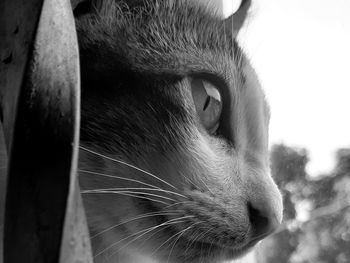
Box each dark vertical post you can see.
[0,0,92,262]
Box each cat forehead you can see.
[241,58,270,121]
[76,0,242,75]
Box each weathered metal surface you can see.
[0,0,44,152]
[0,0,45,262]
[0,0,92,262]
[0,127,7,263]
[60,184,93,263]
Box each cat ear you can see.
[224,0,251,37]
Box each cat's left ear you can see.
[224,0,251,37]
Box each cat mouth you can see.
[137,193,259,262]
[149,213,256,263]
[154,228,259,263]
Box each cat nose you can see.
[247,201,281,241]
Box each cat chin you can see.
[149,234,258,263]
[154,246,255,263]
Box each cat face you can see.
[76,0,283,262]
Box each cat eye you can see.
[190,78,222,134]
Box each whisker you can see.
[95,216,194,258]
[199,227,213,252]
[162,200,192,210]
[79,146,179,190]
[185,228,207,254]
[178,170,197,187]
[166,222,203,263]
[197,176,215,196]
[81,190,177,202]
[138,224,172,248]
[82,187,187,199]
[184,229,199,254]
[151,221,202,257]
[78,169,163,190]
[91,211,178,239]
[114,218,192,256]
[206,228,215,260]
[200,236,204,263]
[150,229,183,256]
[81,191,170,205]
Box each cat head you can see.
[75,0,283,262]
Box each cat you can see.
[74,0,283,262]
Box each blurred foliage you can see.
[256,145,350,263]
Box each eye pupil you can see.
[203,96,211,111]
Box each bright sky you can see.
[223,0,350,176]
